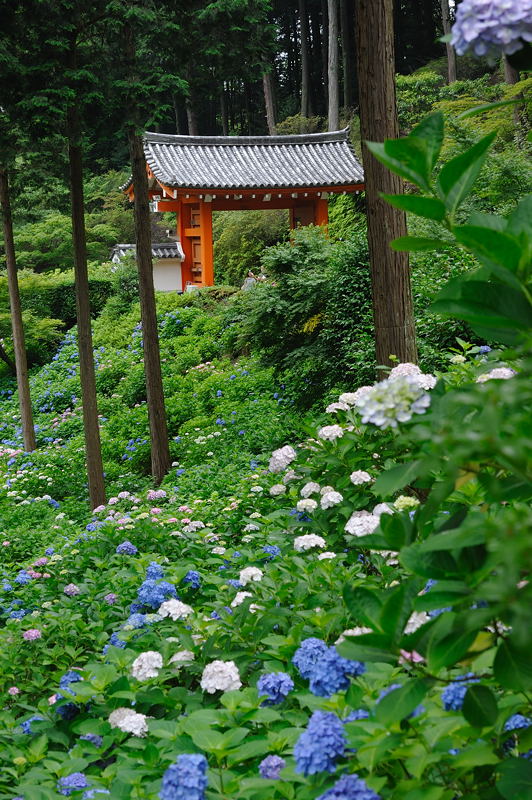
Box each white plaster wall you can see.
[153,259,183,292]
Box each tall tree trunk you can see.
[186,101,199,135]
[299,0,313,118]
[262,70,277,134]
[355,0,417,367]
[0,167,36,452]
[328,0,340,130]
[128,130,171,484]
[340,0,355,108]
[321,0,329,108]
[440,0,457,83]
[503,55,519,85]
[67,106,106,507]
[220,86,229,135]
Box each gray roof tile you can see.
[110,242,185,261]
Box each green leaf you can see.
[381,194,446,221]
[409,111,444,171]
[458,98,523,119]
[453,742,499,767]
[188,727,226,752]
[366,139,430,190]
[461,684,498,728]
[390,236,451,252]
[437,132,496,213]
[373,460,422,496]
[452,225,522,273]
[342,584,382,630]
[225,738,270,766]
[337,636,397,664]
[418,526,486,552]
[427,628,477,672]
[375,679,429,725]
[494,639,532,691]
[497,758,532,800]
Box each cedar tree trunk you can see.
[355,0,417,366]
[128,130,170,484]
[328,0,340,130]
[262,70,277,134]
[67,107,106,508]
[299,0,313,118]
[440,0,457,83]
[0,166,36,451]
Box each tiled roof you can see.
[128,129,364,191]
[110,242,185,261]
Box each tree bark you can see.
[321,0,329,108]
[220,85,229,135]
[67,107,106,507]
[262,70,277,134]
[128,130,170,485]
[299,0,313,118]
[355,0,417,367]
[503,54,519,85]
[340,0,355,108]
[186,101,199,135]
[0,167,35,451]
[327,0,340,130]
[440,0,457,83]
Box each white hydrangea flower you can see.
[350,470,373,485]
[250,486,263,493]
[339,387,372,405]
[231,591,253,607]
[283,469,301,484]
[344,513,380,537]
[335,626,372,643]
[211,546,226,555]
[320,485,335,495]
[301,481,321,498]
[249,512,262,518]
[243,523,260,532]
[394,495,420,511]
[354,374,431,429]
[169,650,195,665]
[131,651,163,681]
[318,425,344,442]
[317,551,336,560]
[200,660,242,693]
[269,445,297,473]
[183,520,205,533]
[450,354,466,364]
[109,707,148,736]
[373,503,394,516]
[320,490,343,509]
[158,599,194,621]
[476,367,516,382]
[294,534,326,551]
[239,567,263,585]
[404,611,430,634]
[389,363,436,389]
[296,498,318,513]
[325,401,350,413]
[269,484,287,496]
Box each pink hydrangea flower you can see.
[23,629,42,640]
[150,507,162,514]
[8,686,20,695]
[2,541,11,546]
[399,649,425,664]
[34,557,49,566]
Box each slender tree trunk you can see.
[503,55,519,85]
[0,167,35,451]
[220,86,229,135]
[340,0,355,108]
[186,101,199,135]
[67,107,106,507]
[321,0,329,108]
[440,0,457,83]
[128,130,170,484]
[299,0,313,118]
[355,0,417,367]
[262,70,277,134]
[328,0,340,130]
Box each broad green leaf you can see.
[381,194,446,221]
[375,679,429,725]
[418,526,486,552]
[461,684,498,728]
[452,225,522,273]
[497,758,532,800]
[453,742,499,767]
[506,194,532,238]
[494,639,532,691]
[188,727,226,752]
[366,139,429,190]
[225,738,270,766]
[390,235,451,252]
[337,637,396,664]
[400,544,459,579]
[342,584,382,630]
[409,111,444,171]
[373,460,422,496]
[458,98,523,118]
[437,132,496,213]
[427,628,477,672]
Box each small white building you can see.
[110,242,185,292]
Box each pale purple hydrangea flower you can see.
[259,754,286,779]
[451,0,532,62]
[64,583,80,596]
[354,374,431,429]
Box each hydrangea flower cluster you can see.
[159,753,208,800]
[294,710,346,775]
[320,490,343,509]
[57,772,90,796]
[442,674,479,711]
[504,714,532,732]
[158,598,193,621]
[318,425,344,442]
[354,374,431,429]
[259,754,286,779]
[257,672,294,705]
[116,540,138,555]
[293,637,365,697]
[131,651,163,681]
[238,567,263,585]
[451,0,532,62]
[316,773,381,800]
[146,562,164,580]
[269,445,297,473]
[200,660,242,693]
[136,579,177,609]
[344,512,380,537]
[294,534,326,551]
[108,707,148,736]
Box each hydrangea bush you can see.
[0,114,530,799]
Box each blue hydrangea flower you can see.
[504,714,532,732]
[116,541,138,555]
[103,632,126,653]
[45,547,55,556]
[316,773,381,800]
[442,674,479,711]
[20,715,43,734]
[479,345,492,354]
[146,562,164,580]
[80,733,103,747]
[226,579,243,589]
[9,609,27,619]
[56,702,79,720]
[125,613,147,629]
[57,773,90,796]
[183,570,201,589]
[137,579,177,609]
[59,671,82,696]
[292,638,329,679]
[159,753,208,800]
[451,0,532,62]
[345,709,370,722]
[83,791,110,799]
[263,545,281,560]
[294,710,346,775]
[259,754,286,779]
[309,649,366,698]
[257,672,294,705]
[14,570,31,585]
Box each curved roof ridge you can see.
[143,128,351,147]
